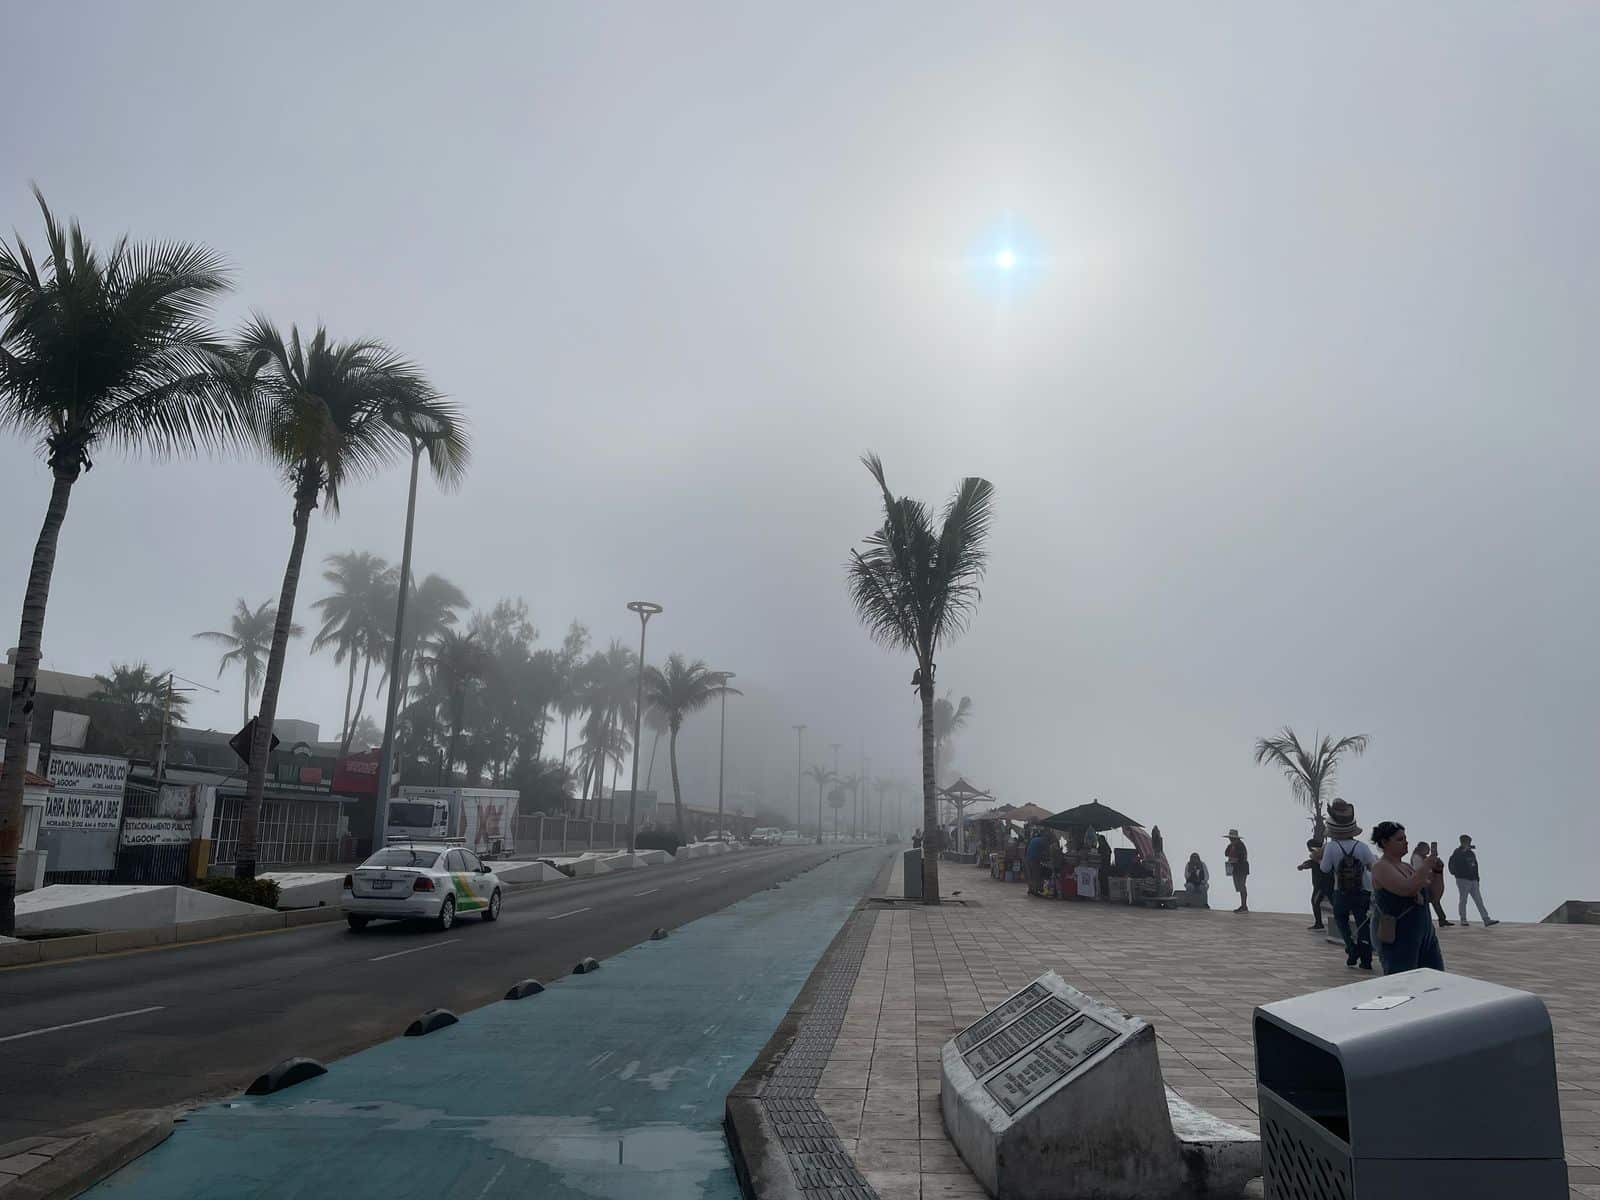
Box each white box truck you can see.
[392,786,518,857]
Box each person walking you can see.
[1371,821,1445,975]
[1224,829,1249,913]
[1298,837,1332,930]
[1024,827,1047,896]
[1409,841,1453,926]
[1319,799,1375,970]
[1184,852,1210,908]
[1447,834,1499,927]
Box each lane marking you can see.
[0,1005,165,1044]
[547,907,592,921]
[633,888,659,897]
[686,875,702,882]
[368,938,460,963]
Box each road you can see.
[0,844,854,1143]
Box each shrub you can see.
[634,830,683,853]
[196,875,281,910]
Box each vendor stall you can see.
[1041,799,1174,907]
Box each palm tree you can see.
[1254,728,1371,840]
[828,782,848,840]
[873,776,892,839]
[835,774,858,840]
[930,692,973,783]
[575,640,638,814]
[553,621,590,780]
[804,765,834,844]
[0,191,243,928]
[845,453,995,904]
[419,629,489,784]
[641,654,737,840]
[347,715,382,752]
[226,316,466,878]
[395,573,469,696]
[195,598,302,725]
[643,701,671,791]
[91,663,190,759]
[311,550,397,751]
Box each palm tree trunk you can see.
[668,725,685,840]
[348,656,374,750]
[646,730,661,790]
[817,780,826,844]
[339,654,357,753]
[919,674,940,903]
[237,485,315,880]
[0,467,79,933]
[443,695,465,786]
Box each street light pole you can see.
[792,724,805,837]
[625,600,663,852]
[154,671,218,785]
[714,671,736,839]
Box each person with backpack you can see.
[1447,834,1499,927]
[1318,798,1376,970]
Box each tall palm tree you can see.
[1254,728,1371,840]
[227,316,466,878]
[311,550,397,752]
[195,598,301,725]
[643,700,670,791]
[836,774,859,840]
[804,765,834,845]
[395,573,469,696]
[930,692,973,783]
[846,453,994,904]
[575,639,637,814]
[0,192,244,930]
[418,628,489,785]
[873,776,892,839]
[553,621,590,779]
[641,654,737,840]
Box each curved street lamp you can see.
[625,601,663,851]
[714,671,736,841]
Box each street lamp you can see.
[154,672,218,783]
[792,724,805,838]
[625,600,663,851]
[714,671,736,840]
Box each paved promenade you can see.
[820,857,1600,1200]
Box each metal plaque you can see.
[961,996,1077,1077]
[955,983,1051,1052]
[984,1016,1119,1115]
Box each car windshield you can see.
[362,848,441,869]
[388,802,440,827]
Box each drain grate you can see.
[760,909,879,1200]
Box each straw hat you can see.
[1224,828,1240,839]
[1325,798,1361,839]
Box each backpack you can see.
[1335,843,1365,894]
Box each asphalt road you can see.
[0,844,857,1143]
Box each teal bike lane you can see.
[89,847,890,1200]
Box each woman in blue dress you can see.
[1370,821,1445,975]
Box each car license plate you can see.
[371,879,393,890]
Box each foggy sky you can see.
[3,2,1596,920]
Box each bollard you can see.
[649,928,668,940]
[246,1057,327,1096]
[505,979,545,999]
[573,956,601,974]
[404,1008,460,1037]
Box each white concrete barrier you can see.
[633,849,671,866]
[261,872,345,910]
[601,853,650,871]
[568,857,612,878]
[494,861,570,885]
[15,884,273,932]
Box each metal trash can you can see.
[1253,968,1566,1198]
[903,849,923,899]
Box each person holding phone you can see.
[1371,821,1445,975]
[1409,841,1453,926]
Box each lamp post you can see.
[624,600,663,852]
[714,671,736,840]
[792,724,805,838]
[154,672,218,784]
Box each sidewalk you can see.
[814,856,1600,1200]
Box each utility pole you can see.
[792,725,806,837]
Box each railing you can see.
[511,815,633,857]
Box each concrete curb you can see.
[0,1108,175,1200]
[0,906,346,969]
[724,851,894,1200]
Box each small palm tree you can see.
[804,765,834,844]
[846,453,994,903]
[92,663,190,759]
[1254,727,1371,839]
[194,599,301,725]
[226,316,466,878]
[311,550,398,751]
[641,654,738,841]
[930,692,973,783]
[0,191,243,929]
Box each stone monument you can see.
[941,971,1259,1199]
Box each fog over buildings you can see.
[3,2,1595,918]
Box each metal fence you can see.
[512,815,632,856]
[209,794,344,867]
[112,782,189,884]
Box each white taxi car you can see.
[342,843,503,932]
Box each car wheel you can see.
[483,889,502,922]
[437,894,456,932]
[347,915,369,932]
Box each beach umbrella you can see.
[1043,799,1142,832]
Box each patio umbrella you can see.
[1003,803,1055,824]
[1043,799,1142,832]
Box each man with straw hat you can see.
[1319,798,1377,970]
[1223,829,1249,913]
